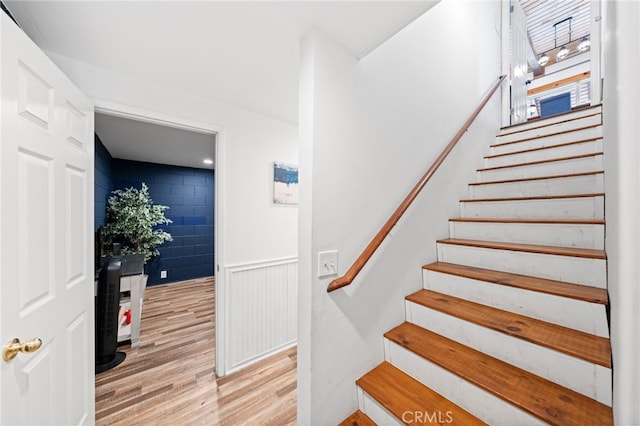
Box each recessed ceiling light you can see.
[203,159,213,165]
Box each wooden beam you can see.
[528,71,591,95]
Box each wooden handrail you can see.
[327,75,506,292]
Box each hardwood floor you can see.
[95,277,297,425]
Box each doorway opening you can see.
[92,106,220,412]
[503,0,600,127]
[94,111,216,287]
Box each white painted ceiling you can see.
[5,0,438,168]
[5,1,438,125]
[95,113,216,170]
[523,0,590,57]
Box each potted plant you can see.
[102,183,172,275]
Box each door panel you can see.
[66,311,90,425]
[20,345,55,425]
[17,61,54,130]
[1,11,95,425]
[66,166,88,287]
[17,150,55,315]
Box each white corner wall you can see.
[602,1,640,424]
[46,52,299,376]
[298,1,502,423]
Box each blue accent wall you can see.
[94,135,113,231]
[111,159,214,286]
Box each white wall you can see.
[602,1,640,424]
[298,1,502,423]
[47,51,298,265]
[46,52,299,375]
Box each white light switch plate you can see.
[317,251,339,278]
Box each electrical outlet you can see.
[317,251,338,278]
[160,270,167,279]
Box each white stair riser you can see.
[449,220,605,250]
[498,108,601,137]
[461,196,604,220]
[357,388,403,425]
[423,269,609,337]
[477,154,603,182]
[384,340,545,426]
[496,114,601,145]
[405,301,612,405]
[485,139,603,168]
[469,173,604,199]
[436,243,606,287]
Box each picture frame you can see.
[273,162,298,205]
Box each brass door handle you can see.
[3,338,43,362]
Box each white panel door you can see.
[510,0,528,124]
[0,12,95,425]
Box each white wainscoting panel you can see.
[224,257,297,373]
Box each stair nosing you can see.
[469,170,604,187]
[449,217,605,225]
[460,192,605,203]
[485,137,603,160]
[423,261,608,304]
[338,410,376,426]
[405,289,611,367]
[385,322,612,426]
[356,361,487,425]
[498,105,602,135]
[493,123,601,148]
[436,238,606,260]
[477,152,603,172]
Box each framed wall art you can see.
[273,162,298,205]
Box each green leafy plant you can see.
[102,183,173,263]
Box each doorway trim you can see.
[590,0,602,106]
[93,99,227,376]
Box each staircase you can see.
[340,105,613,425]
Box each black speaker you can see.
[95,257,126,373]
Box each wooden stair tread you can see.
[469,170,604,186]
[486,137,603,159]
[406,289,611,367]
[460,192,604,203]
[338,410,376,426]
[449,217,605,225]
[499,105,601,134]
[423,262,608,304]
[477,152,603,172]
[356,361,487,425]
[492,124,601,148]
[437,238,606,260]
[385,323,613,426]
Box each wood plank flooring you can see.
[95,277,297,425]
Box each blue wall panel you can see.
[93,137,214,286]
[111,159,214,286]
[540,92,572,118]
[94,135,113,231]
